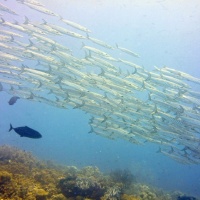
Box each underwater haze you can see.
[1,0,200,198]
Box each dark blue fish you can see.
[8,96,20,105]
[9,124,42,139]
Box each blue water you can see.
[1,0,200,197]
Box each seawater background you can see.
[0,0,200,197]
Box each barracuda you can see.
[60,16,91,33]
[0,0,200,164]
[0,3,18,15]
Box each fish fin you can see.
[98,68,105,76]
[151,104,158,114]
[84,50,89,59]
[81,42,85,49]
[47,89,53,94]
[9,124,13,132]
[27,39,34,47]
[88,127,94,133]
[13,20,18,25]
[168,147,174,154]
[0,17,5,24]
[0,83,3,91]
[55,96,59,102]
[141,81,145,90]
[35,60,41,66]
[133,67,137,74]
[27,92,34,99]
[154,66,161,72]
[24,16,29,24]
[10,86,14,91]
[145,72,151,81]
[10,35,14,42]
[148,92,151,101]
[101,115,107,123]
[151,126,157,133]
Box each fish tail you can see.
[27,39,34,47]
[9,124,13,132]
[24,16,29,24]
[0,17,5,24]
[0,83,3,91]
[59,15,63,21]
[156,147,161,153]
[41,19,47,25]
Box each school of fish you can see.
[0,0,200,164]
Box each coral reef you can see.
[0,145,198,200]
[59,174,106,199]
[126,184,173,200]
[177,195,197,200]
[101,185,121,200]
[121,194,140,200]
[0,145,65,199]
[109,169,136,189]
